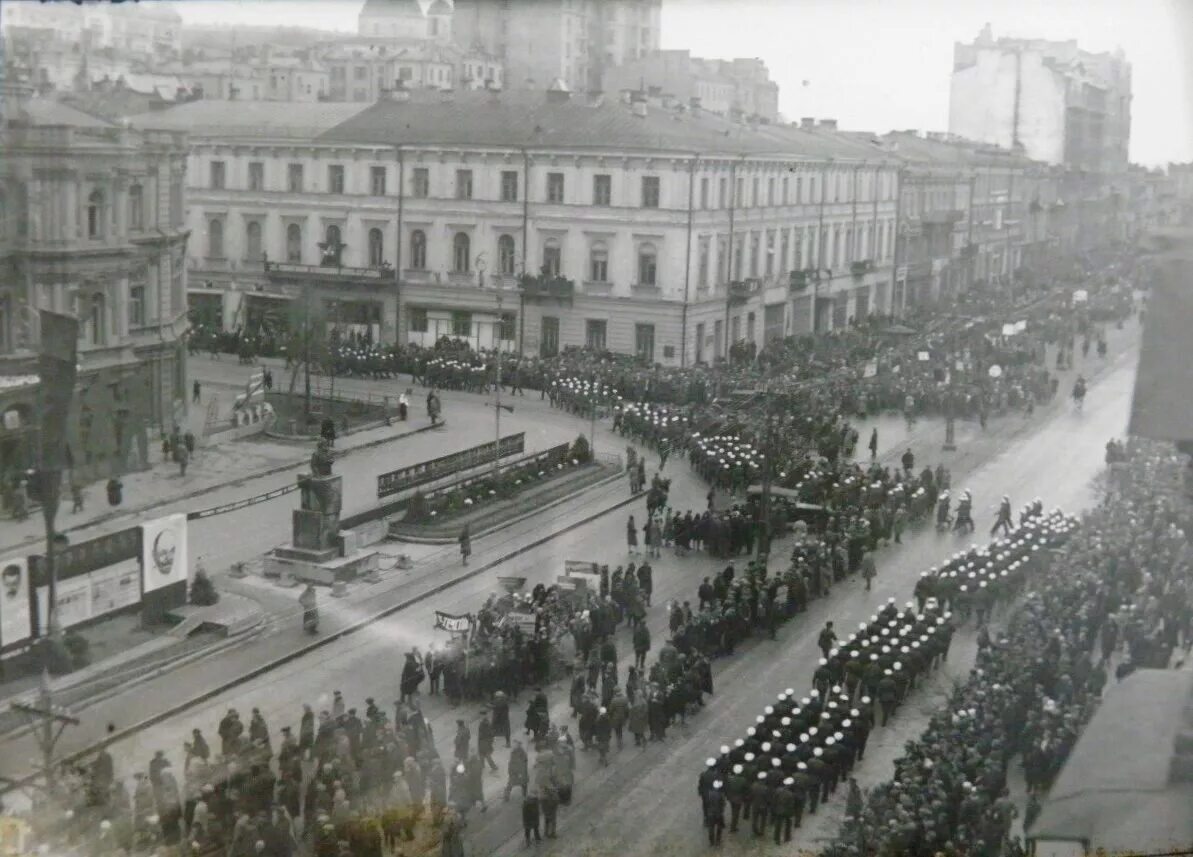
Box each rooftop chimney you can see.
[800,117,815,129]
[819,118,838,130]
[546,77,571,103]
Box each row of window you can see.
[207,220,661,285]
[408,309,517,340]
[407,311,660,362]
[694,220,896,287]
[208,215,894,284]
[208,159,896,210]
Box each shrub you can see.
[570,434,592,464]
[190,569,220,606]
[405,491,430,523]
[40,637,74,675]
[63,629,91,670]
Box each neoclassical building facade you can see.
[142,90,904,366]
[0,83,190,486]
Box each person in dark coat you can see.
[504,740,529,801]
[477,711,498,772]
[627,515,639,554]
[400,651,424,704]
[521,793,541,845]
[703,782,726,845]
[459,524,472,566]
[491,691,511,748]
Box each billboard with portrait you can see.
[0,556,32,649]
[141,514,189,594]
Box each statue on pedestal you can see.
[311,438,334,476]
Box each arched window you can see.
[589,241,608,282]
[368,228,384,267]
[286,223,302,262]
[127,184,143,231]
[410,229,427,269]
[88,292,106,345]
[87,190,104,239]
[245,220,263,261]
[322,224,343,266]
[637,242,657,286]
[497,234,516,275]
[326,224,341,247]
[452,232,470,273]
[542,237,561,277]
[208,218,224,258]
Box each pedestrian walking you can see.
[704,783,726,845]
[868,428,878,460]
[817,621,837,659]
[522,792,541,845]
[478,710,498,772]
[504,740,528,801]
[71,481,84,513]
[459,524,472,566]
[626,514,639,555]
[192,379,201,403]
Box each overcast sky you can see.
[174,0,1193,167]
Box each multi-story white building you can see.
[453,0,661,93]
[134,89,902,366]
[949,24,1131,173]
[949,24,1132,250]
[0,81,191,487]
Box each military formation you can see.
[697,505,1076,847]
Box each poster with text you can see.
[141,514,189,594]
[0,556,31,648]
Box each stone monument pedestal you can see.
[263,454,379,585]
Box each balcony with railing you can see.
[264,259,392,284]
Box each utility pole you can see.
[13,673,80,798]
[589,373,598,458]
[303,282,312,424]
[493,293,503,477]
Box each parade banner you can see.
[0,556,32,650]
[507,612,538,634]
[435,611,472,633]
[141,514,189,594]
[377,433,525,498]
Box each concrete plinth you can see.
[262,548,380,586]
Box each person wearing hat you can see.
[478,710,498,772]
[877,669,899,726]
[817,621,837,659]
[724,762,749,833]
[749,771,774,837]
[703,778,727,845]
[992,495,1014,536]
[771,777,798,844]
[806,750,831,812]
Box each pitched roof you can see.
[21,97,116,129]
[1028,669,1193,852]
[360,0,426,17]
[127,100,371,141]
[318,89,888,160]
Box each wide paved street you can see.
[0,327,1138,853]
